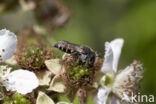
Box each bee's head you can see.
[54,40,68,48]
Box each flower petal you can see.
[112,60,144,103]
[108,96,121,104]
[101,38,124,75]
[0,29,17,62]
[3,69,39,94]
[94,86,111,104]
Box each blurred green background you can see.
[0,0,156,103]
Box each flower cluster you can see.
[0,29,39,96]
[95,39,144,104]
[0,29,144,104]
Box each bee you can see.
[54,40,97,67]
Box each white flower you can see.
[0,29,17,62]
[2,69,39,95]
[0,29,39,94]
[95,38,144,104]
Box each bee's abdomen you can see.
[54,40,79,54]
